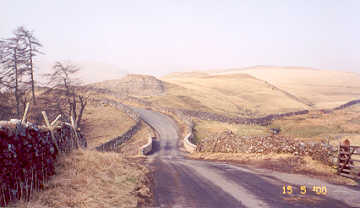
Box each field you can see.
[270,103,360,146]
[193,118,270,143]
[82,104,136,149]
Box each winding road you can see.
[132,108,360,208]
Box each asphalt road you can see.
[132,108,360,208]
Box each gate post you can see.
[338,139,351,174]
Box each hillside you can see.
[211,66,360,109]
[158,73,310,117]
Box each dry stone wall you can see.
[333,99,360,110]
[140,136,154,155]
[197,130,338,166]
[0,119,86,207]
[184,133,197,153]
[95,121,141,152]
[177,109,310,126]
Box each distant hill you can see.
[89,74,165,97]
[162,72,209,79]
[210,66,360,109]
[210,65,319,73]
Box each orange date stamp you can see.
[282,185,327,195]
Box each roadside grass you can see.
[10,88,151,208]
[82,103,136,149]
[16,150,152,208]
[189,152,358,186]
[115,121,154,156]
[193,118,270,143]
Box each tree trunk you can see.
[29,45,36,105]
[76,95,87,128]
[14,48,20,116]
[72,92,77,120]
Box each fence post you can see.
[51,114,61,126]
[337,141,340,174]
[42,111,60,153]
[70,116,81,149]
[21,102,30,124]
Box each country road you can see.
[132,108,360,208]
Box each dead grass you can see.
[15,150,152,208]
[193,118,270,143]
[115,121,154,156]
[81,104,136,149]
[189,152,358,186]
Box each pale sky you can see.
[1,0,360,82]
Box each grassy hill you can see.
[211,66,360,109]
[155,73,309,117]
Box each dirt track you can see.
[133,108,360,208]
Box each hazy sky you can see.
[1,0,360,80]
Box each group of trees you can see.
[0,26,87,127]
[0,26,41,116]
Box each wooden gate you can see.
[337,139,360,179]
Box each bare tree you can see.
[0,33,28,116]
[15,26,43,105]
[44,61,88,128]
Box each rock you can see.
[91,74,165,97]
[9,119,21,124]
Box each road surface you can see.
[132,108,360,208]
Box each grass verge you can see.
[16,150,152,208]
